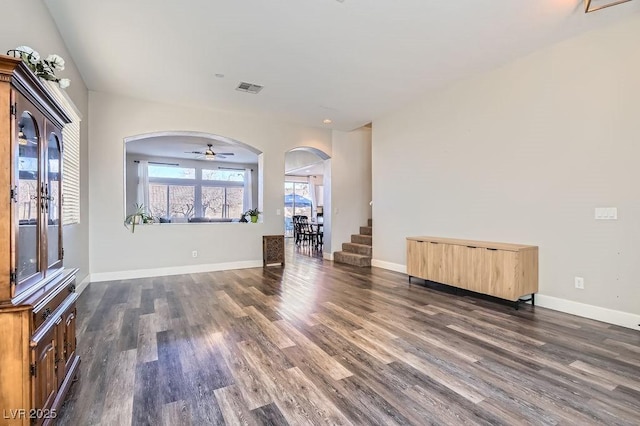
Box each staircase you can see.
[334,219,372,267]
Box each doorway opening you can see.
[284,147,330,258]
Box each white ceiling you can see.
[285,161,325,177]
[126,134,259,164]
[44,0,640,131]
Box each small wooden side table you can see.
[263,235,285,267]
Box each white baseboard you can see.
[371,259,406,274]
[76,274,92,295]
[535,294,640,331]
[371,261,639,331]
[89,260,264,283]
[323,252,334,261]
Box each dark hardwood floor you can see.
[58,250,640,425]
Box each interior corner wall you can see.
[330,127,372,254]
[88,91,331,276]
[0,1,90,284]
[322,159,332,257]
[372,13,640,317]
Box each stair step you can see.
[334,251,371,267]
[368,218,372,227]
[351,234,372,245]
[359,226,372,236]
[342,242,372,256]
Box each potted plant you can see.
[244,207,261,223]
[125,203,154,233]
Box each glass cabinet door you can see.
[46,129,63,270]
[12,94,66,298]
[16,109,42,285]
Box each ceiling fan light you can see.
[204,152,215,160]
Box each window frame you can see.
[147,166,245,219]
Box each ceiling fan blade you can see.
[217,152,234,156]
[184,150,204,154]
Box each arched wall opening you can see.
[123,131,263,224]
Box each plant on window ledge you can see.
[125,203,154,233]
[244,208,261,223]
[7,46,71,88]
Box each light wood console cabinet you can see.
[406,236,538,307]
[0,55,79,425]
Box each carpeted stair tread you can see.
[334,251,372,267]
[342,242,372,256]
[351,234,372,245]
[359,226,372,236]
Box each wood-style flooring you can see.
[58,251,640,425]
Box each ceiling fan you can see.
[184,143,234,160]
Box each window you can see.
[202,169,244,182]
[145,165,245,220]
[202,186,244,218]
[45,81,81,225]
[284,181,312,237]
[148,165,195,179]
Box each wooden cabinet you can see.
[0,55,79,425]
[263,235,285,266]
[407,236,538,305]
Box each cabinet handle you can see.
[487,248,498,251]
[430,242,439,244]
[69,284,76,293]
[41,308,52,321]
[40,185,46,212]
[467,246,477,249]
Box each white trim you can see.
[89,260,263,282]
[323,252,334,261]
[76,274,91,295]
[371,261,639,331]
[535,294,640,331]
[371,259,406,274]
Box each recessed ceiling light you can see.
[323,119,332,124]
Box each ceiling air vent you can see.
[236,82,264,94]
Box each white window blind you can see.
[45,82,81,225]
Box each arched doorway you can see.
[284,147,331,258]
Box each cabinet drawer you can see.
[33,280,76,329]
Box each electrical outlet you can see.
[192,250,198,258]
[575,276,584,289]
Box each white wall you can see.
[372,13,640,319]
[322,159,332,257]
[330,127,372,254]
[0,1,90,284]
[89,91,331,276]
